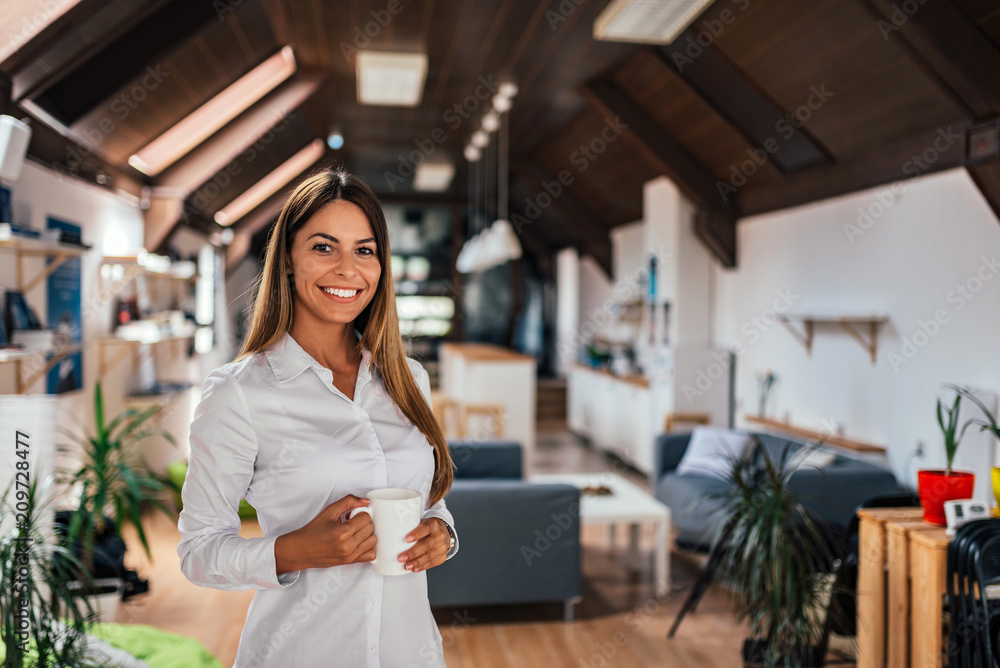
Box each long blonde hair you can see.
[236,169,453,506]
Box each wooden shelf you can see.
[0,235,91,294]
[776,313,889,365]
[744,415,886,454]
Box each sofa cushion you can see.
[448,440,523,479]
[675,427,753,480]
[656,472,731,548]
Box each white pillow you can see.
[788,446,837,470]
[675,427,753,480]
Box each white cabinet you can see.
[568,365,664,475]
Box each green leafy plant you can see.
[57,382,177,578]
[713,438,840,667]
[0,476,93,667]
[936,391,967,476]
[946,383,1000,441]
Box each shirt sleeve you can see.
[408,357,459,560]
[177,367,300,590]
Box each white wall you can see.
[712,168,1000,491]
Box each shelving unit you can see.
[776,313,889,365]
[744,415,887,455]
[0,235,92,393]
[97,334,194,376]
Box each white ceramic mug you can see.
[348,488,422,576]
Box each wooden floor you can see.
[117,427,852,667]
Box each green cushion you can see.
[0,623,222,668]
[166,460,256,520]
[91,623,223,667]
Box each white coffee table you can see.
[531,472,671,597]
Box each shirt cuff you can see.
[424,512,459,560]
[268,535,301,587]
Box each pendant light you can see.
[457,82,520,273]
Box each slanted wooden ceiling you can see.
[2,0,999,277]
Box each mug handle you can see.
[348,507,375,565]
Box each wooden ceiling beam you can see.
[512,161,613,278]
[739,122,973,217]
[582,80,732,213]
[860,0,1000,119]
[581,79,738,267]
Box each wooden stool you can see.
[664,411,711,432]
[462,403,505,439]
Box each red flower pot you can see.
[917,470,976,525]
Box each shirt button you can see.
[372,646,379,653]
[360,413,369,422]
[375,453,383,461]
[371,597,377,604]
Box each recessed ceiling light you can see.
[464,145,480,162]
[356,51,428,107]
[214,138,324,226]
[129,46,297,176]
[327,131,344,150]
[413,163,455,192]
[594,0,717,45]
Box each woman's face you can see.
[288,199,382,330]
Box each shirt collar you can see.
[264,330,373,384]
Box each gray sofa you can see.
[653,431,905,550]
[426,440,582,620]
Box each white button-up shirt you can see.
[177,331,457,668]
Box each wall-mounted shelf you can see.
[97,334,193,375]
[0,236,89,295]
[744,415,887,455]
[0,343,83,393]
[776,313,888,365]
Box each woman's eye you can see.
[357,246,375,256]
[312,243,332,252]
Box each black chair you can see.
[946,519,1000,668]
[825,492,920,638]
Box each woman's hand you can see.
[398,518,451,573]
[275,495,376,574]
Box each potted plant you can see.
[1,476,92,667]
[713,437,841,667]
[56,381,177,620]
[916,389,976,525]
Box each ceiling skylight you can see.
[356,51,428,107]
[129,46,297,176]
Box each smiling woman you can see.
[176,168,457,668]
